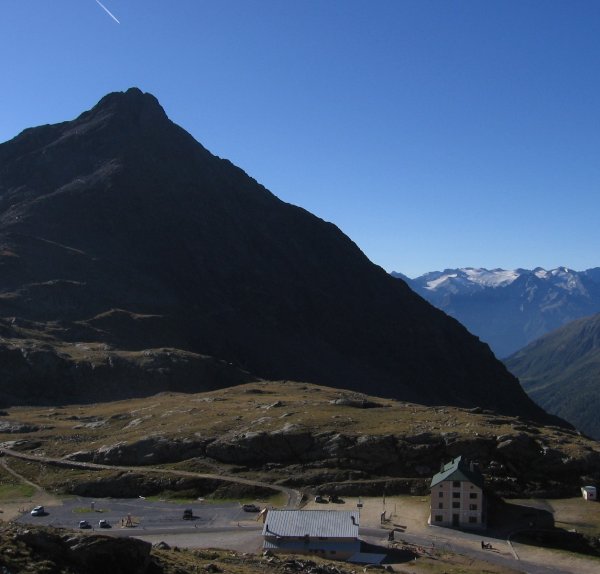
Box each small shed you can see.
[581,486,597,501]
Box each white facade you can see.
[429,456,485,529]
[430,479,484,528]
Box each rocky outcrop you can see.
[67,436,212,466]
[72,425,600,491]
[0,338,254,407]
[11,527,154,574]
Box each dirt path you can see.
[0,457,62,521]
[0,448,302,509]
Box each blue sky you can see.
[2,1,600,277]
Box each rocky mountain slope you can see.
[394,267,600,358]
[0,88,552,421]
[505,313,600,439]
[1,382,598,498]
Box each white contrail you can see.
[95,0,120,24]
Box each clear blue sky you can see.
[2,1,600,277]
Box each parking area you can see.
[16,496,264,533]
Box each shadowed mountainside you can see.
[505,313,600,438]
[0,88,556,422]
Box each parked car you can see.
[30,506,45,516]
[314,495,327,503]
[182,508,193,520]
[242,504,260,512]
[98,519,110,528]
[78,520,91,529]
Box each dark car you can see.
[242,504,260,512]
[182,509,193,520]
[98,519,111,528]
[78,520,91,529]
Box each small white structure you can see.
[262,510,360,560]
[581,485,597,501]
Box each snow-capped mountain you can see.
[393,267,600,358]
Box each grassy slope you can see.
[505,313,600,438]
[0,380,589,459]
[0,380,597,497]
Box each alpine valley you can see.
[505,312,600,439]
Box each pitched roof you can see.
[430,455,484,488]
[262,510,360,539]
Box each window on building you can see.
[438,503,443,509]
[469,504,478,511]
[453,492,460,498]
[470,492,478,499]
[452,502,460,509]
[439,491,444,497]
[435,515,443,522]
[468,516,477,523]
[453,481,460,488]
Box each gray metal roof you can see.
[263,510,360,539]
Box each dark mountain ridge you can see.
[0,88,554,422]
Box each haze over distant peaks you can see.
[393,267,600,358]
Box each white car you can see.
[30,505,45,516]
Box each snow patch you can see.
[425,273,458,290]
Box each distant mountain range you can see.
[393,267,600,358]
[505,313,600,439]
[0,88,551,422]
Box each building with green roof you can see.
[429,456,486,529]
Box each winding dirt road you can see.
[0,447,302,509]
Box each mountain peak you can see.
[94,87,163,112]
[75,87,169,132]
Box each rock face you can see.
[0,88,552,421]
[10,527,154,574]
[68,425,600,494]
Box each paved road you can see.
[361,525,597,574]
[17,496,262,532]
